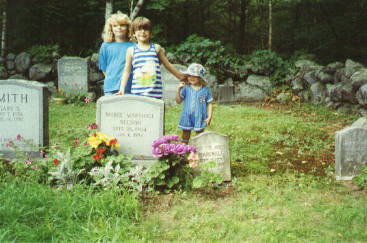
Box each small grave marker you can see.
[57,57,88,94]
[335,117,367,180]
[191,131,231,181]
[96,95,164,165]
[0,79,49,157]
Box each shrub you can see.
[27,44,60,64]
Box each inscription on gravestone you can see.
[0,79,48,157]
[57,57,88,94]
[191,131,231,181]
[96,95,164,165]
[335,117,367,180]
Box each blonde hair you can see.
[130,17,152,41]
[102,11,131,42]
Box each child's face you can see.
[134,28,151,43]
[112,23,128,39]
[188,75,202,86]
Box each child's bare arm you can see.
[156,44,186,82]
[116,48,133,95]
[203,103,213,126]
[176,82,185,104]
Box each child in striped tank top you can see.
[117,17,186,99]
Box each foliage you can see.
[27,44,60,64]
[148,134,197,191]
[66,91,91,105]
[192,161,223,189]
[249,49,293,85]
[52,88,67,98]
[353,165,367,188]
[174,34,227,68]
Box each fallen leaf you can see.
[302,161,307,164]
[270,168,276,173]
[276,151,283,155]
[338,233,343,238]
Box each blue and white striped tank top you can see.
[131,43,162,99]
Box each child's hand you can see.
[204,117,212,126]
[115,90,124,95]
[179,74,188,83]
[178,82,186,89]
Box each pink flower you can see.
[84,97,90,103]
[64,81,68,85]
[51,143,58,149]
[83,141,88,146]
[74,137,80,147]
[33,165,38,170]
[26,157,32,165]
[17,134,22,140]
[86,123,98,130]
[188,152,199,162]
[44,154,48,159]
[79,85,83,90]
[6,141,13,147]
[189,162,198,169]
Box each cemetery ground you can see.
[1,101,367,242]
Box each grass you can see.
[1,101,366,242]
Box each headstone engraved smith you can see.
[191,131,231,181]
[96,95,164,165]
[335,117,367,180]
[0,79,49,157]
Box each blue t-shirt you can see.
[98,41,135,93]
[178,85,213,131]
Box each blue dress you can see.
[178,85,213,131]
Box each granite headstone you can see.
[57,57,88,94]
[0,79,49,157]
[161,64,187,105]
[96,95,164,165]
[191,131,231,181]
[335,117,367,180]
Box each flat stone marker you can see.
[161,64,187,105]
[96,95,164,165]
[191,131,231,181]
[0,79,49,157]
[57,57,88,94]
[335,117,367,180]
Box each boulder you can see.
[6,60,14,70]
[303,70,318,88]
[246,74,272,94]
[234,82,268,102]
[324,61,344,74]
[15,52,32,74]
[310,82,327,105]
[6,53,16,60]
[343,59,363,78]
[0,66,8,79]
[356,83,367,108]
[350,69,367,91]
[29,63,52,81]
[291,77,304,94]
[295,59,321,71]
[89,69,104,83]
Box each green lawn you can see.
[1,101,366,242]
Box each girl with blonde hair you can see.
[99,11,135,95]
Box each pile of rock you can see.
[288,59,367,115]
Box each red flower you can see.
[109,138,117,145]
[97,147,106,155]
[17,134,22,140]
[93,153,103,161]
[54,159,60,166]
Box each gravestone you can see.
[191,131,231,181]
[335,117,367,180]
[57,57,88,94]
[0,79,49,157]
[96,95,164,165]
[217,85,235,104]
[161,64,187,105]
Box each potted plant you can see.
[52,89,68,104]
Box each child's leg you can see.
[195,129,204,136]
[182,130,191,144]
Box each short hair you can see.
[102,11,131,42]
[131,17,153,36]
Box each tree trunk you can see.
[1,0,6,57]
[238,0,249,53]
[268,0,272,51]
[105,0,113,21]
[130,0,145,21]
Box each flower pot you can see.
[53,97,67,104]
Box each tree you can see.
[105,0,113,21]
[1,0,7,57]
[129,0,145,20]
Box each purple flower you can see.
[187,145,196,153]
[152,138,165,148]
[152,147,163,158]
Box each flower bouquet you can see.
[88,132,120,163]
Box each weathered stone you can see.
[15,52,32,74]
[6,61,14,70]
[310,82,327,105]
[295,59,321,71]
[350,69,367,91]
[235,83,268,102]
[291,77,304,94]
[246,74,272,95]
[6,53,16,60]
[324,61,344,74]
[335,117,367,180]
[191,131,231,181]
[356,83,367,108]
[303,71,318,88]
[58,57,88,94]
[89,69,104,83]
[217,85,235,104]
[9,74,27,80]
[29,63,52,82]
[161,64,187,105]
[0,66,8,79]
